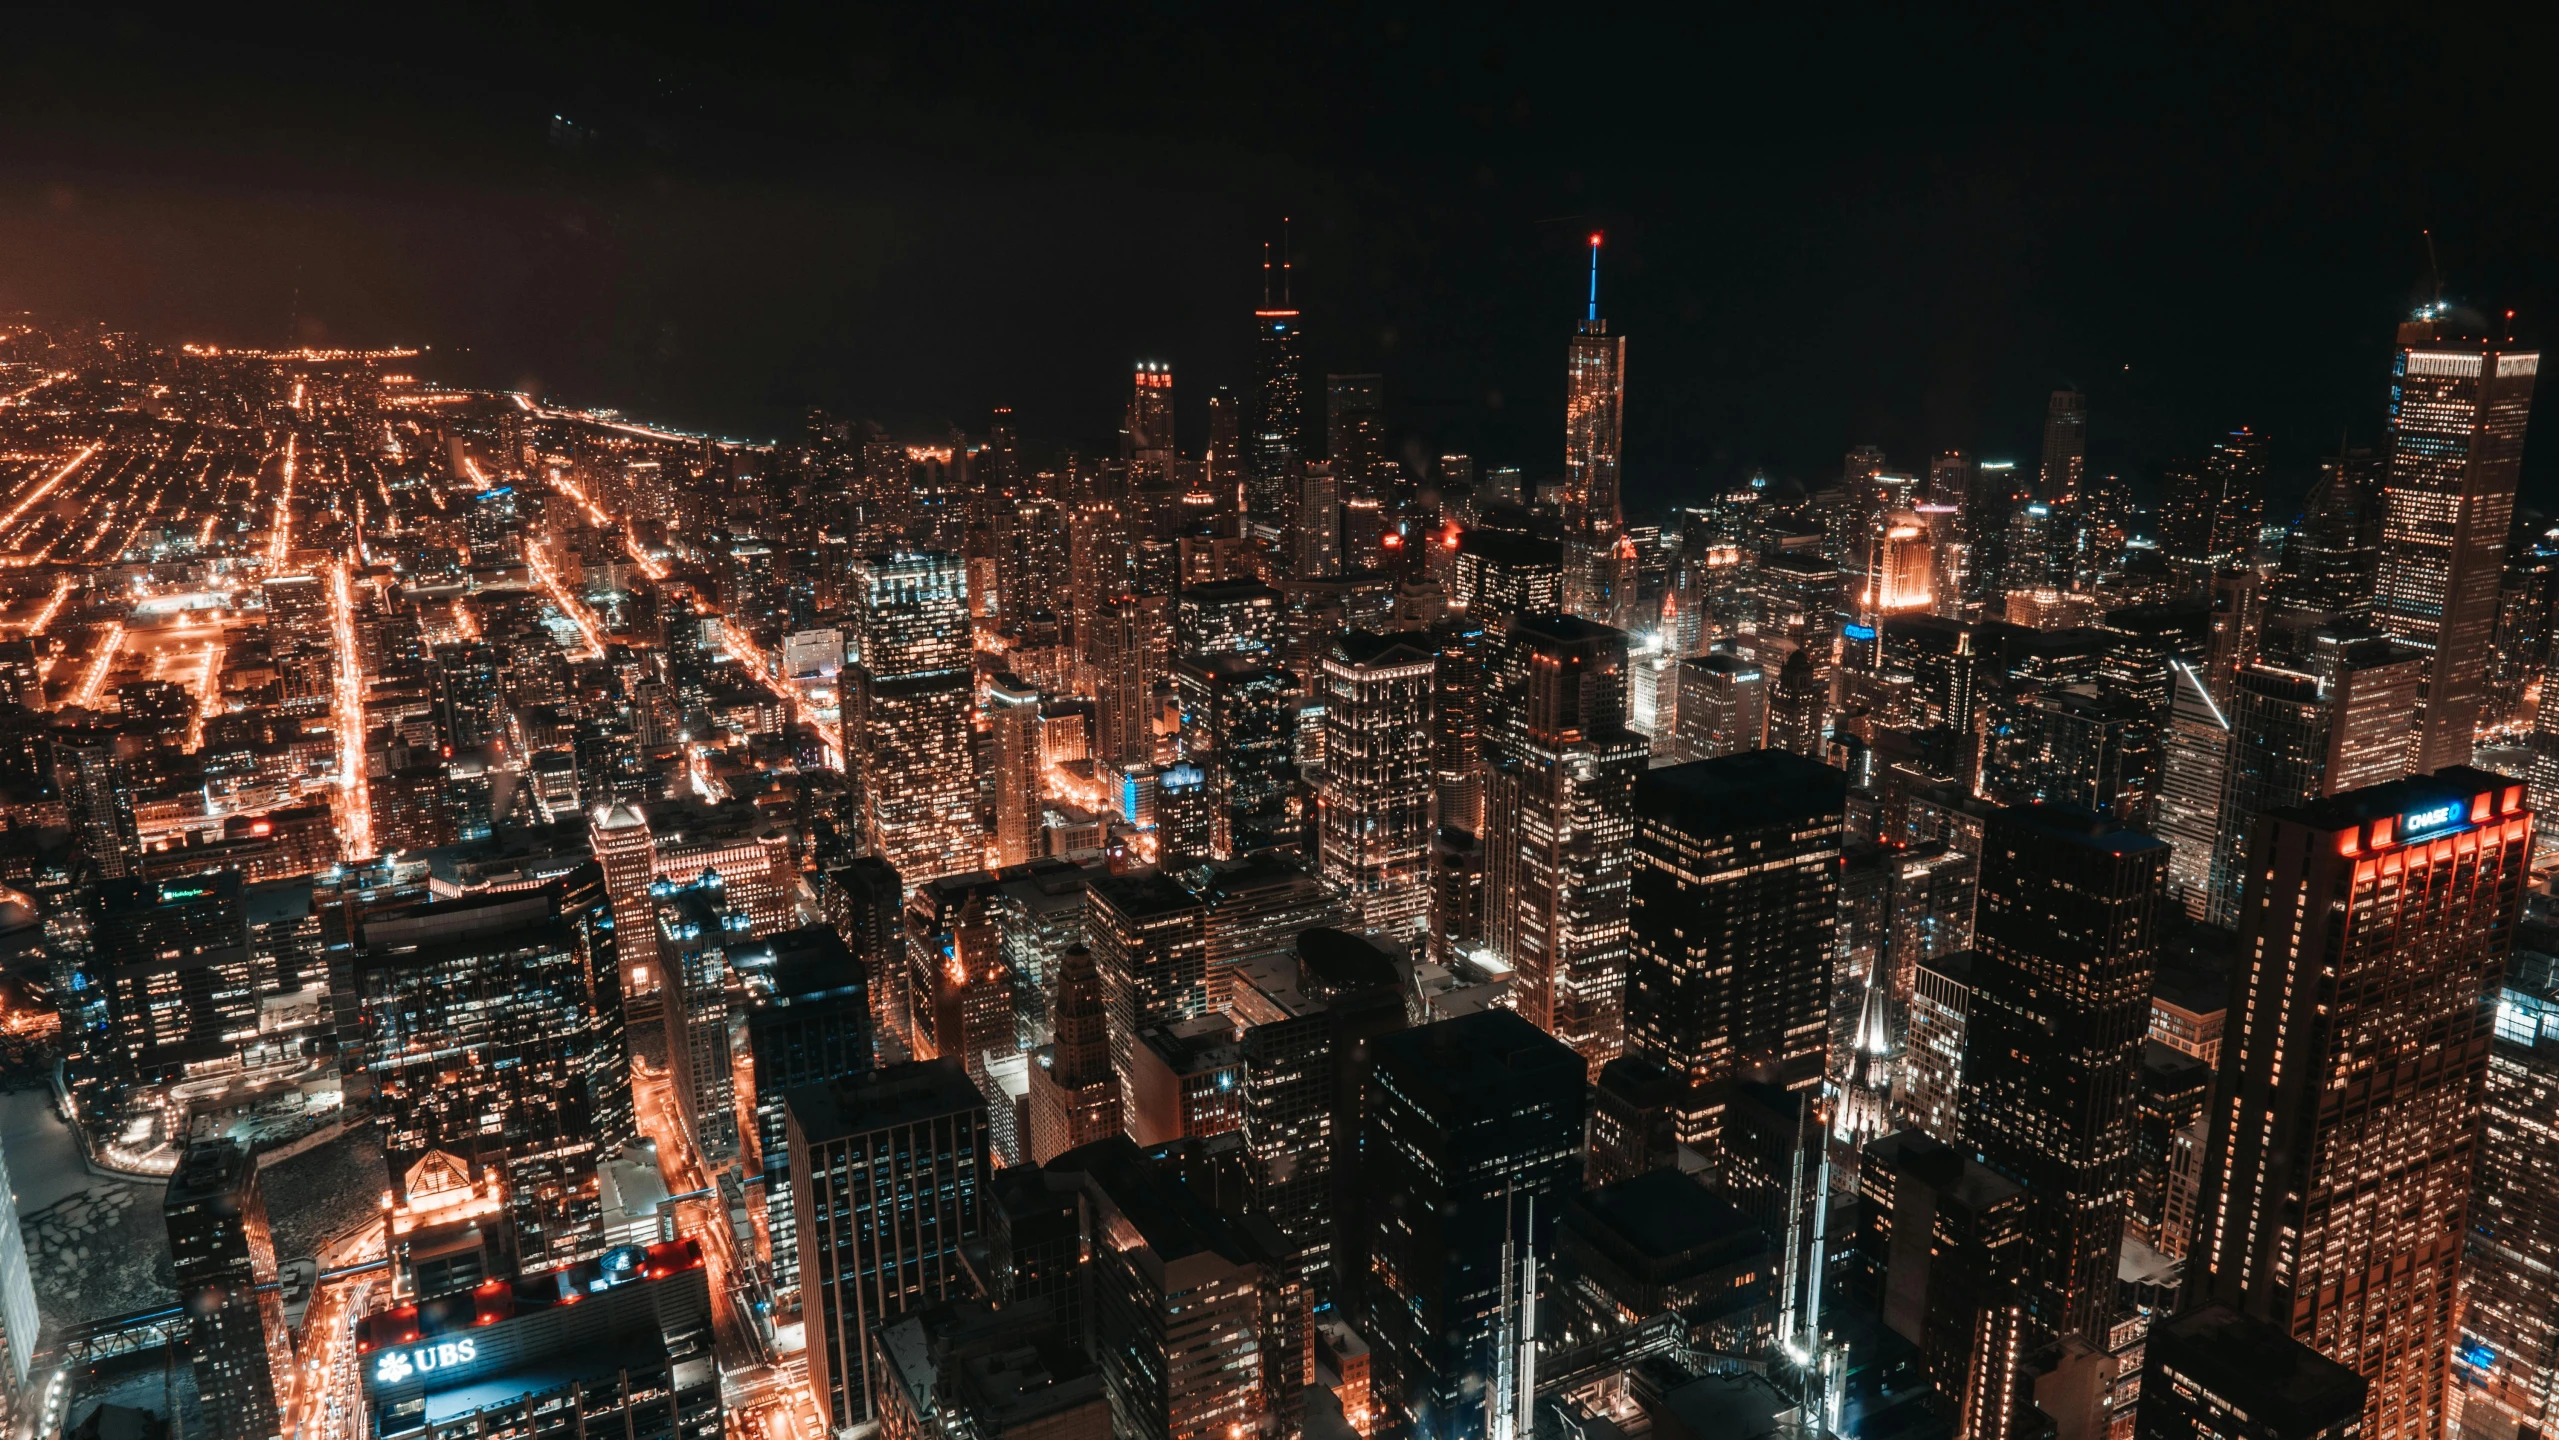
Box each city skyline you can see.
[1,11,2555,509]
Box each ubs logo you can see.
[375,1338,477,1386]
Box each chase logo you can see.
[2401,802,2464,841]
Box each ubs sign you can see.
[374,1338,478,1386]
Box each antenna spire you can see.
[1261,242,1272,309]
[2424,228,2444,313]
[1586,232,1602,325]
[1282,216,1293,308]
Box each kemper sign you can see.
[374,1338,478,1386]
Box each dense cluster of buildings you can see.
[0,251,2550,1440]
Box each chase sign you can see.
[2400,801,2466,843]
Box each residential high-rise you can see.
[2373,311,2540,772]
[851,550,977,888]
[789,1060,989,1430]
[354,868,634,1273]
[1363,1009,1586,1440]
[1960,802,2165,1347]
[1625,750,1846,1145]
[165,1139,293,1440]
[2140,1306,2369,1440]
[1090,594,1161,774]
[2455,943,2559,1440]
[1129,360,1175,487]
[1250,242,1306,521]
[1481,614,1646,1077]
[1317,631,1438,939]
[1207,385,1245,516]
[1562,233,1626,621]
[57,723,141,879]
[2194,768,2531,1440]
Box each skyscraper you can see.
[2141,1306,2369,1440]
[987,672,1042,869]
[735,925,870,1323]
[355,869,634,1273]
[1089,594,1161,773]
[1961,802,2165,1347]
[166,1139,293,1440]
[1481,615,1646,1077]
[850,550,977,888]
[1562,234,1626,620]
[2038,388,2087,500]
[1625,750,1846,1145]
[1363,1009,1586,1440]
[2454,944,2559,1440]
[1317,631,1438,938]
[1128,360,1175,487]
[589,801,659,1005]
[2195,768,2530,1440]
[1026,944,1121,1163]
[1086,873,1209,1107]
[1250,240,1306,522]
[1328,372,1387,506]
[1669,653,1766,762]
[2374,311,2540,772]
[789,1060,988,1430]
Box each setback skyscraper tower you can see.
[2373,309,2539,772]
[1250,238,1306,522]
[1562,234,1627,621]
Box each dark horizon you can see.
[2,6,2554,517]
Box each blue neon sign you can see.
[2400,801,2466,842]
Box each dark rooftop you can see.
[785,1058,984,1144]
[2148,1304,2368,1423]
[1569,1169,1767,1267]
[1987,800,2169,855]
[1635,748,1847,829]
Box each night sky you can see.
[2,6,2554,517]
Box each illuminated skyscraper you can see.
[1669,654,1765,762]
[1316,632,1438,939]
[2374,311,2540,772]
[1961,803,2165,1347]
[166,1139,293,1440]
[1328,373,1387,506]
[589,801,658,1004]
[850,551,977,888]
[2453,944,2559,1440]
[2195,768,2531,1440]
[987,673,1042,869]
[355,868,635,1274]
[1563,234,1626,619]
[1250,240,1306,521]
[1090,594,1162,772]
[2038,388,2087,500]
[1174,654,1299,858]
[1625,750,1845,1146]
[1128,360,1175,487]
[1362,1009,1585,1440]
[1482,615,1645,1077]
[1206,385,1245,517]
